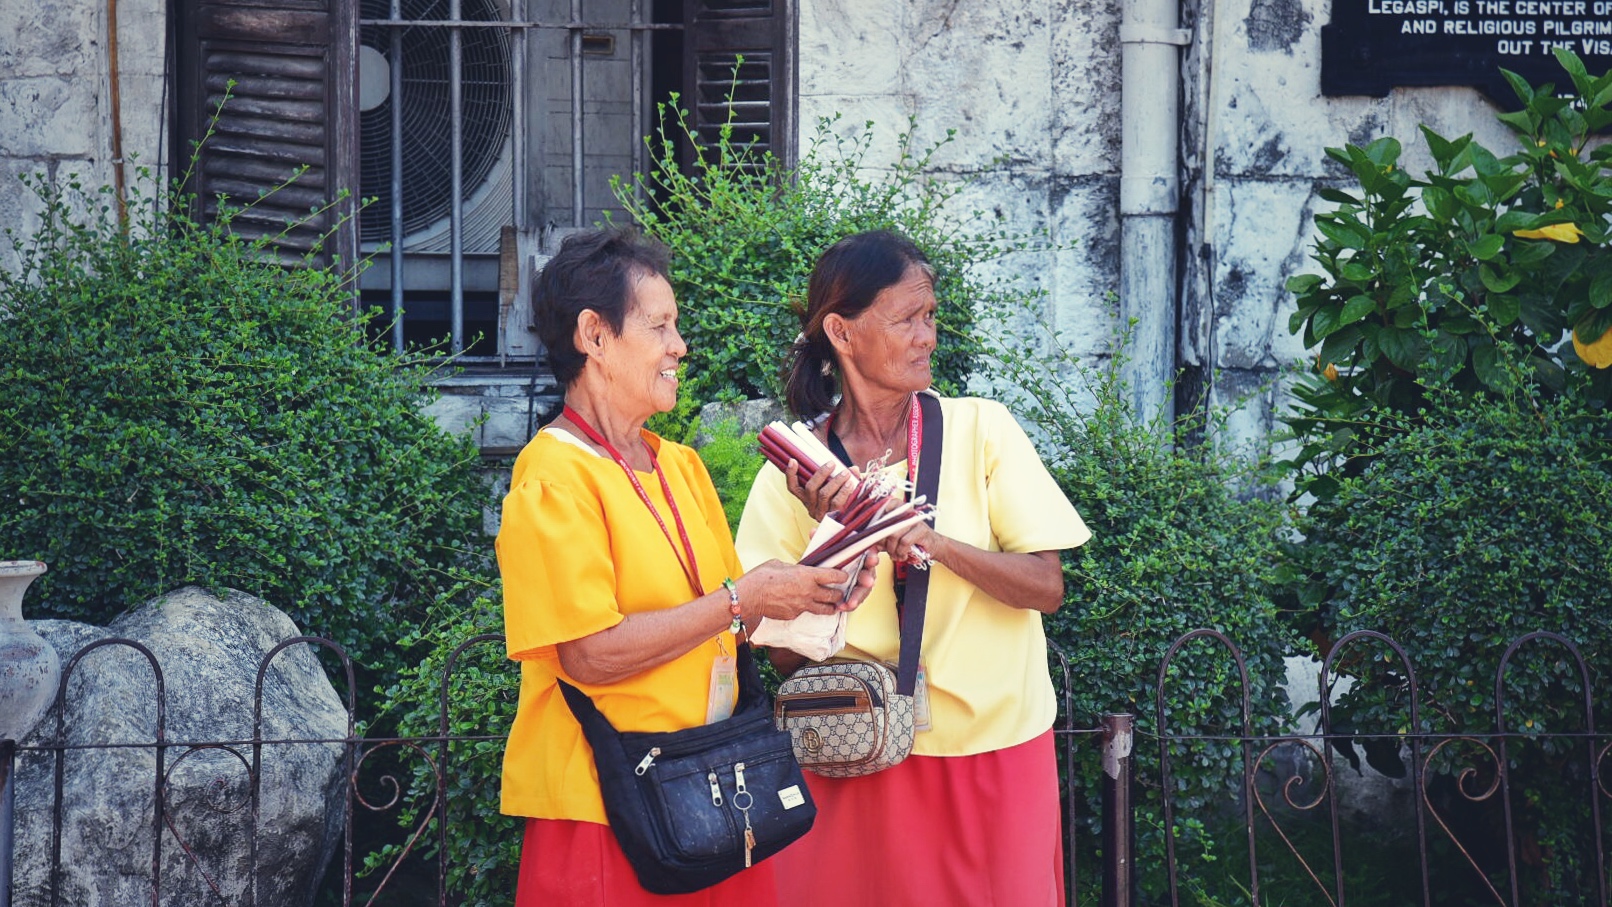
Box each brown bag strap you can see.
[895,393,942,697]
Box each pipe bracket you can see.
[1119,24,1191,46]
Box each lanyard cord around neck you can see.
[562,404,703,597]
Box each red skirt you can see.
[772,729,1066,907]
[515,817,780,907]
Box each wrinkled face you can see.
[596,272,686,419]
[837,264,937,395]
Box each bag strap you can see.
[557,640,768,734]
[895,392,942,698]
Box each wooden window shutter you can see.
[173,0,359,268]
[682,0,796,169]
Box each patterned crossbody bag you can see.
[772,392,942,778]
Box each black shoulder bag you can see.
[557,640,816,895]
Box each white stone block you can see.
[478,396,539,454]
[796,97,918,178]
[0,77,100,158]
[421,393,485,440]
[114,0,168,71]
[0,158,50,277]
[1050,0,1122,176]
[1210,179,1319,369]
[798,0,904,96]
[0,3,96,76]
[1386,85,1519,176]
[1049,178,1123,358]
[904,1,1057,168]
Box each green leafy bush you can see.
[1281,48,1612,905]
[362,579,518,907]
[613,105,1043,433]
[0,172,491,672]
[1291,387,1612,902]
[691,417,766,531]
[1284,49,1612,495]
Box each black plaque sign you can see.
[1323,0,1612,102]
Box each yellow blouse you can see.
[497,428,741,822]
[736,396,1090,756]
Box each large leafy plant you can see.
[0,171,491,674]
[1284,48,1612,496]
[1282,49,1612,904]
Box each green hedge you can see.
[0,173,491,674]
[1281,49,1612,904]
[986,332,1303,896]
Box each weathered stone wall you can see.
[0,0,166,276]
[799,0,1525,456]
[1,0,1548,455]
[1177,0,1519,452]
[799,0,1124,368]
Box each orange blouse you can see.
[497,428,741,823]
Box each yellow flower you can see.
[1554,199,1565,209]
[1513,222,1582,243]
[1573,326,1612,369]
[1324,363,1339,382]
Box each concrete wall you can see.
[1,0,1544,457]
[0,0,166,276]
[799,0,1124,367]
[1179,0,1519,452]
[798,0,1526,456]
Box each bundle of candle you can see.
[757,419,933,569]
[750,420,936,659]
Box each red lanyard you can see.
[562,405,703,597]
[904,393,924,488]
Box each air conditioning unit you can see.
[357,0,514,257]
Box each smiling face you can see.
[830,263,938,397]
[593,271,686,421]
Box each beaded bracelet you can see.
[722,578,744,637]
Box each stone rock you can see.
[695,398,788,448]
[10,587,348,907]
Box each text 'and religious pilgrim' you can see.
[1323,0,1612,99]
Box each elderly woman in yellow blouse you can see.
[736,230,1090,907]
[496,228,874,907]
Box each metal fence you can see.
[3,629,1609,906]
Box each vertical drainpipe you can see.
[1119,0,1190,428]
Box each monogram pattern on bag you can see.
[774,662,915,778]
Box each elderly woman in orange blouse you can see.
[495,227,874,906]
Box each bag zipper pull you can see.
[634,747,661,776]
[733,762,755,867]
[707,770,724,806]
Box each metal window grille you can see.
[357,0,680,360]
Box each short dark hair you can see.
[784,230,935,419]
[531,227,672,387]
